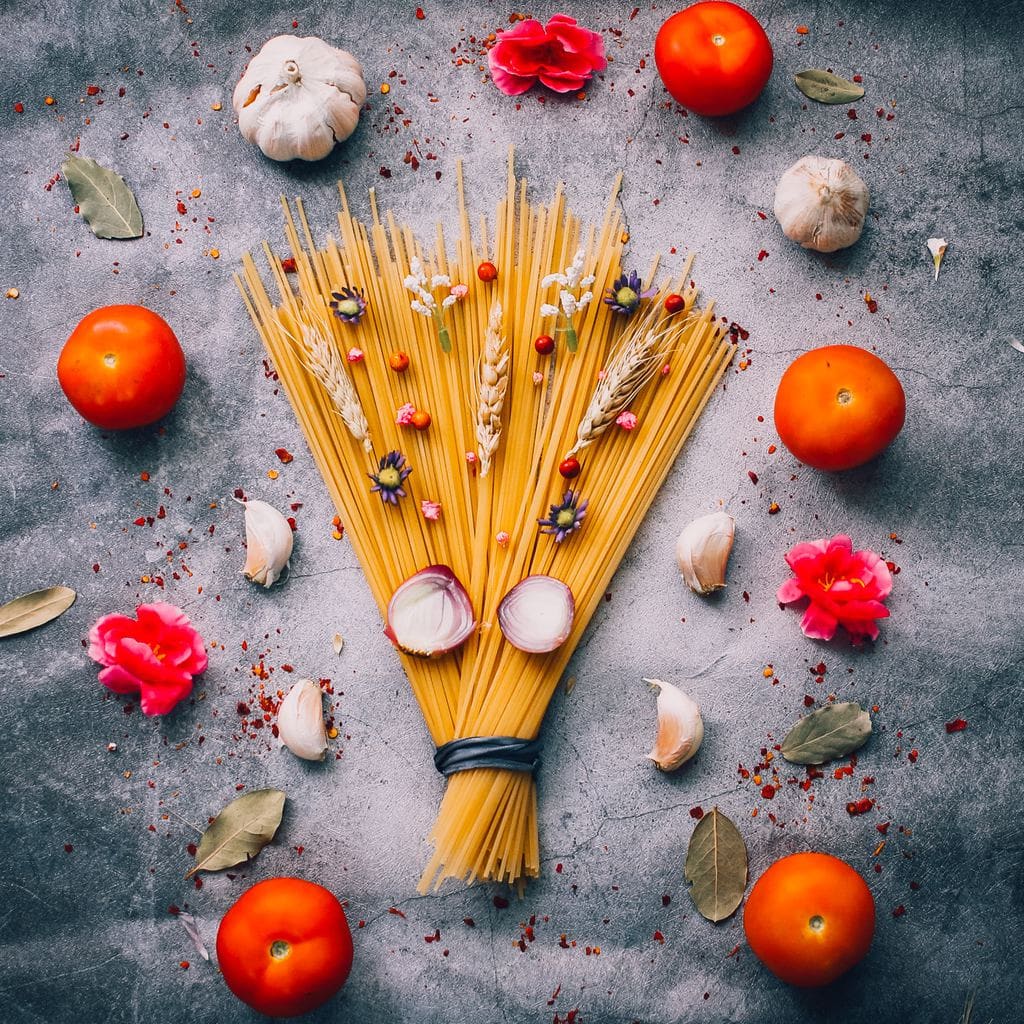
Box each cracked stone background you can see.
[1,1,1022,1022]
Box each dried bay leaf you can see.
[185,788,285,878]
[62,155,143,239]
[794,69,865,105]
[0,586,76,638]
[781,702,872,765]
[684,807,748,922]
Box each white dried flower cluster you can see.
[404,257,465,316]
[540,248,595,320]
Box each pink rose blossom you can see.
[88,602,208,715]
[421,499,442,521]
[488,14,607,96]
[396,402,416,426]
[777,535,893,643]
[616,411,638,431]
[450,283,469,300]
[346,347,364,363]
[532,371,544,385]
[465,451,478,465]
[495,530,511,548]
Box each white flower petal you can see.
[580,275,596,287]
[577,291,593,309]
[441,295,457,309]
[541,273,567,288]
[431,274,451,289]
[539,303,560,318]
[410,300,432,316]
[403,275,420,293]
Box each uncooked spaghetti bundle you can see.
[237,149,733,892]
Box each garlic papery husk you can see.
[927,237,948,281]
[645,678,704,771]
[676,511,735,595]
[239,498,294,588]
[774,156,869,253]
[277,679,328,761]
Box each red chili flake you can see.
[280,257,297,274]
[281,664,294,673]
[847,108,858,120]
[760,784,776,800]
[907,749,919,763]
[463,917,475,927]
[379,166,392,178]
[186,843,197,856]
[796,25,809,34]
[237,702,250,715]
[14,101,24,113]
[803,694,815,707]
[892,905,906,918]
[689,805,704,819]
[742,591,750,602]
[555,862,563,873]
[275,447,293,464]
[756,249,768,261]
[179,960,190,970]
[64,843,74,853]
[768,502,780,515]
[86,85,101,96]
[493,895,509,909]
[756,210,767,220]
[357,920,365,928]
[415,7,425,19]
[910,881,921,891]
[731,145,741,155]
[388,907,406,918]
[653,930,665,944]
[847,797,874,816]
[861,133,872,143]
[945,717,968,733]
[747,470,759,484]
[662,894,671,906]
[424,929,440,943]
[176,201,187,215]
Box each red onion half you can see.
[384,565,476,658]
[497,575,575,654]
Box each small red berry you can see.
[664,293,685,314]
[534,334,555,355]
[558,457,580,479]
[477,261,497,282]
[389,351,410,373]
[411,410,431,431]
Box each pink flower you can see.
[777,535,893,643]
[421,499,442,521]
[488,14,607,96]
[450,283,469,300]
[88,602,208,715]
[396,402,416,426]
[465,451,478,465]
[346,347,364,363]
[616,411,638,431]
[495,530,511,548]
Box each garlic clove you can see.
[927,237,948,281]
[645,678,704,771]
[676,511,735,595]
[774,156,869,253]
[239,498,294,588]
[277,678,328,761]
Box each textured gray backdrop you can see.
[1,1,1022,1022]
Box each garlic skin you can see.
[676,511,735,595]
[277,679,328,761]
[239,498,294,588]
[645,678,704,771]
[927,237,948,280]
[774,156,869,253]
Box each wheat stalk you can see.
[475,301,509,477]
[277,309,373,453]
[565,321,678,460]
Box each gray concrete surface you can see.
[1,1,1022,1022]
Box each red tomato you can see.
[57,305,185,430]
[773,345,906,471]
[216,877,353,1018]
[744,852,875,987]
[655,2,773,117]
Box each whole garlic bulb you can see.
[239,498,294,587]
[233,35,366,162]
[676,511,735,595]
[774,156,869,253]
[277,679,328,761]
[645,678,704,771]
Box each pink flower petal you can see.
[138,679,194,716]
[776,578,806,604]
[538,70,590,92]
[487,61,537,95]
[98,663,143,695]
[800,603,839,641]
